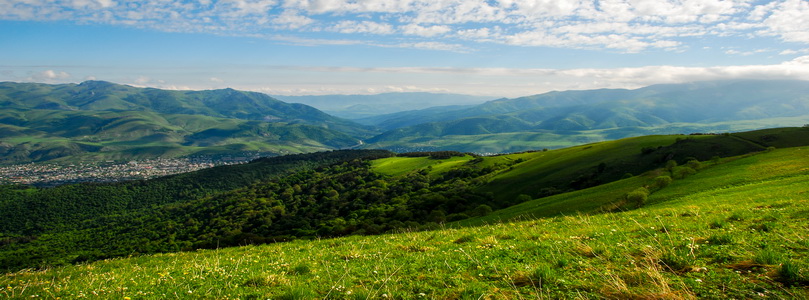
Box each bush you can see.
[626,187,650,208]
[672,166,696,179]
[654,175,673,189]
[665,160,678,171]
[686,159,702,170]
[516,194,532,203]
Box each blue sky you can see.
[2,0,809,97]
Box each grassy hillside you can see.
[0,81,375,137]
[1,128,805,271]
[2,146,807,299]
[365,117,809,154]
[363,80,809,153]
[0,81,378,164]
[0,108,363,164]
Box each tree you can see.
[654,176,672,189]
[626,187,649,208]
[672,166,696,179]
[472,204,493,217]
[665,160,678,172]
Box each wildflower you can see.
[418,293,427,297]
[695,279,702,283]
[381,294,389,298]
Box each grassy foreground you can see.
[2,148,808,299]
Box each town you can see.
[0,155,261,187]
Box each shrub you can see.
[686,160,702,170]
[654,175,673,189]
[672,166,696,179]
[626,187,650,207]
[516,194,532,203]
[471,204,493,217]
[665,160,678,171]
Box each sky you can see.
[1,0,809,98]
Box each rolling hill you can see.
[0,81,377,163]
[274,92,493,119]
[363,80,809,153]
[1,127,806,273]
[1,127,807,298]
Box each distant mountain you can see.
[0,81,377,163]
[273,92,494,119]
[364,80,809,153]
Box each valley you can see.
[5,2,809,298]
[0,80,808,298]
[1,128,807,299]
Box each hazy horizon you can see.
[2,0,809,97]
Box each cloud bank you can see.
[2,0,808,52]
[7,55,807,97]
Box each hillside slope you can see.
[1,128,804,272]
[365,80,809,153]
[274,92,492,119]
[2,140,807,299]
[0,81,377,163]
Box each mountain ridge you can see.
[0,81,377,163]
[363,79,809,153]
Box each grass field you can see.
[2,147,807,299]
[371,155,475,177]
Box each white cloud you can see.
[400,23,450,37]
[755,0,809,43]
[272,9,314,29]
[779,48,809,55]
[30,70,71,82]
[328,20,394,34]
[1,0,808,52]
[243,56,809,96]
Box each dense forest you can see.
[0,150,395,269]
[2,127,805,271]
[0,152,505,270]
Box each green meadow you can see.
[2,141,807,299]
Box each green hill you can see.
[364,80,809,153]
[0,81,378,163]
[1,130,807,298]
[2,127,806,274]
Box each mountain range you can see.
[273,92,493,119]
[361,80,809,153]
[1,79,808,163]
[0,81,376,163]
